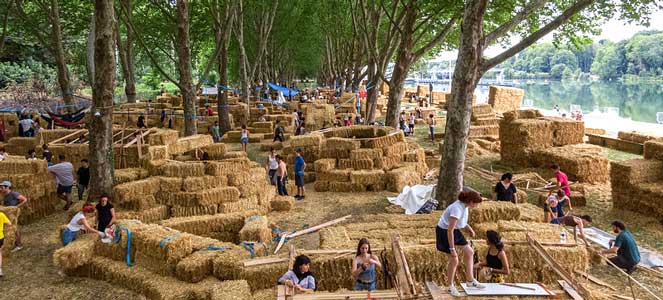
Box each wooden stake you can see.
[574,270,616,291]
[48,129,86,144]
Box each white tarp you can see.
[387,185,435,214]
[584,227,663,268]
[460,283,551,296]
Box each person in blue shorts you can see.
[240,124,249,152]
[294,149,306,200]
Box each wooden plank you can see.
[391,236,416,296]
[300,249,354,255]
[288,244,296,270]
[289,290,400,300]
[611,295,638,300]
[499,283,537,291]
[421,239,577,247]
[526,233,589,296]
[243,257,288,267]
[124,128,154,148]
[277,285,287,300]
[48,129,86,144]
[596,253,662,300]
[273,231,291,254]
[574,270,616,291]
[558,280,583,300]
[425,281,452,300]
[275,216,351,254]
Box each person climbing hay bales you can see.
[62,204,104,246]
[352,238,381,291]
[474,230,510,283]
[436,190,486,296]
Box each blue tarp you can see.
[268,82,299,97]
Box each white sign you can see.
[202,87,218,95]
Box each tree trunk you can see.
[89,0,116,198]
[436,0,488,207]
[116,0,136,103]
[49,0,73,105]
[218,42,232,134]
[175,0,197,136]
[235,0,250,116]
[86,14,95,86]
[0,0,13,54]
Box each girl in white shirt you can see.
[436,190,485,296]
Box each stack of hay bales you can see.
[500,109,609,183]
[4,136,39,156]
[618,131,663,144]
[296,126,426,193]
[416,85,430,97]
[0,157,59,223]
[282,133,324,183]
[155,93,183,106]
[301,103,335,132]
[488,85,524,113]
[611,142,663,220]
[0,113,19,140]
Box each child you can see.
[240,125,249,152]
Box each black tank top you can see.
[486,250,503,269]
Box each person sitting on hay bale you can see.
[0,211,12,277]
[474,230,510,283]
[49,155,75,210]
[493,173,518,203]
[137,113,147,129]
[601,221,640,274]
[25,149,37,161]
[42,144,53,165]
[62,204,105,246]
[352,238,381,291]
[278,255,315,293]
[544,190,572,220]
[554,214,592,247]
[1,181,26,252]
[334,117,342,128]
[436,190,486,296]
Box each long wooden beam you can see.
[597,253,662,300]
[274,215,351,254]
[526,233,590,296]
[124,128,154,148]
[48,129,86,144]
[574,270,616,291]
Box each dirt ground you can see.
[2,132,663,299]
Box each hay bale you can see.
[113,178,161,210]
[363,131,404,148]
[349,148,383,160]
[168,135,214,155]
[547,117,584,146]
[53,233,97,272]
[618,131,662,144]
[488,86,524,113]
[324,137,361,151]
[585,128,606,135]
[499,118,553,165]
[403,149,426,163]
[350,169,385,185]
[313,181,330,192]
[468,201,521,225]
[165,186,241,207]
[205,158,251,176]
[270,195,294,211]
[338,158,373,170]
[644,140,663,161]
[238,216,271,243]
[289,134,323,148]
[201,143,227,159]
[532,144,609,183]
[386,166,421,192]
[328,182,365,192]
[382,141,409,158]
[149,129,180,146]
[314,159,336,172]
[114,168,150,185]
[317,170,351,182]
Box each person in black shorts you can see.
[77,159,90,201]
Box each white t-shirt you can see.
[408,115,415,125]
[66,212,86,232]
[19,119,35,131]
[268,155,278,170]
[437,200,469,229]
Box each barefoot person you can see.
[352,238,381,291]
[278,255,316,293]
[601,221,640,274]
[436,190,485,296]
[555,214,592,246]
[474,230,510,283]
[62,204,105,246]
[276,155,288,196]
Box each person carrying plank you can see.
[601,220,640,274]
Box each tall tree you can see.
[210,0,234,135]
[89,0,115,198]
[175,0,197,136]
[234,0,250,113]
[436,0,657,206]
[384,0,458,127]
[115,0,136,103]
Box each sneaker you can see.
[10,246,23,253]
[626,267,636,274]
[467,280,486,289]
[447,285,461,297]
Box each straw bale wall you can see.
[301,103,335,132]
[618,131,663,144]
[0,113,19,140]
[611,159,663,220]
[644,140,663,161]
[488,85,524,113]
[0,158,59,223]
[532,144,609,183]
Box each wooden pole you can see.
[597,253,661,300]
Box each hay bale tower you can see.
[488,85,524,113]
[0,157,59,223]
[612,141,663,220]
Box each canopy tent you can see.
[268,82,299,97]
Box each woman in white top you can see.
[265,148,279,185]
[436,190,485,296]
[278,255,315,293]
[62,204,104,246]
[240,124,249,152]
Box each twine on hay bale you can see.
[239,215,271,243]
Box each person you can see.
[48,155,75,210]
[295,123,306,136]
[0,146,5,161]
[1,181,27,252]
[96,194,116,231]
[273,120,285,142]
[19,115,35,137]
[278,255,315,293]
[356,95,362,116]
[240,124,249,152]
[211,121,221,143]
[555,215,592,246]
[436,190,485,296]
[206,105,214,116]
[601,221,640,274]
[160,109,166,126]
[276,155,288,196]
[334,117,343,127]
[160,83,166,94]
[0,210,12,277]
[492,173,518,203]
[77,159,90,201]
[294,149,306,200]
[408,112,415,135]
[474,230,510,283]
[554,105,560,113]
[543,193,559,223]
[550,163,571,198]
[33,122,43,135]
[427,114,436,142]
[399,112,406,132]
[137,113,147,129]
[62,204,104,246]
[352,238,381,291]
[293,109,300,130]
[258,115,267,122]
[42,144,53,165]
[266,148,279,185]
[25,149,37,160]
[168,116,173,129]
[344,113,352,126]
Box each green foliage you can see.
[0,59,56,88]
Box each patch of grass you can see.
[602,148,641,161]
